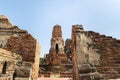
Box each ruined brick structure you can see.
[50,25,68,66]
[72,25,120,80]
[0,15,40,80]
[0,48,21,80]
[40,24,120,80]
[40,25,73,78]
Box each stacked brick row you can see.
[88,31,120,79]
[4,34,36,63]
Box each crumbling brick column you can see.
[72,26,80,80]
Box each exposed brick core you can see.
[4,34,36,62]
[88,31,120,79]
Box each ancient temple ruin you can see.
[40,25,73,78]
[72,25,120,80]
[0,15,40,80]
[40,24,120,80]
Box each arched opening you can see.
[2,61,7,74]
[55,44,59,53]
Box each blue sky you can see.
[0,0,120,57]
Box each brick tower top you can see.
[72,24,84,32]
[52,25,62,38]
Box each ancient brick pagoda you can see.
[40,24,120,80]
[50,25,68,66]
[0,15,40,80]
[40,25,73,78]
